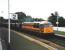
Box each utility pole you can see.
[55,11,59,31]
[8,0,10,43]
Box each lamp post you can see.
[55,11,59,31]
[8,0,10,43]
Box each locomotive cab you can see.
[39,22,54,35]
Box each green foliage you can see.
[48,13,57,26]
[58,17,65,26]
[48,12,65,27]
[0,17,4,23]
[33,18,45,21]
[15,12,26,22]
[25,16,33,22]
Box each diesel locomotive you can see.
[21,21,54,35]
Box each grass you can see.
[54,30,65,36]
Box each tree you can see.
[48,13,57,26]
[25,15,33,22]
[0,17,4,26]
[58,17,65,27]
[48,12,65,27]
[15,12,26,22]
[0,17,4,23]
[39,18,45,21]
[33,18,44,21]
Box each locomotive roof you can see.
[23,21,50,24]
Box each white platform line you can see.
[55,34,65,37]
[12,30,58,50]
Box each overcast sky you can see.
[0,0,65,20]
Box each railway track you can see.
[2,26,65,50]
[19,29,65,47]
[9,27,64,50]
[18,29,65,50]
[41,35,65,47]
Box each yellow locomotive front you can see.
[39,22,54,35]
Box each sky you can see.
[0,0,65,20]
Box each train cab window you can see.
[33,23,39,28]
[44,24,49,27]
[44,22,52,27]
[39,24,44,28]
